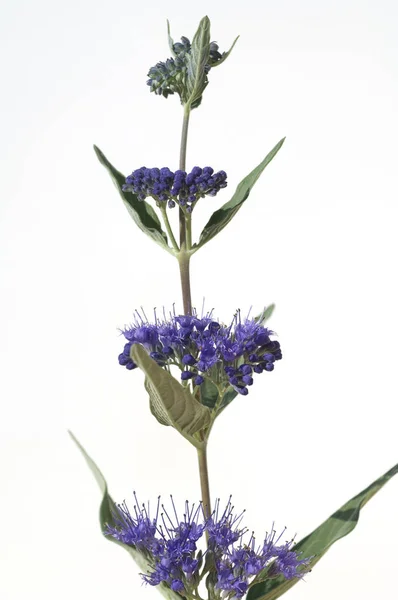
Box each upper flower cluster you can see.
[122,166,227,210]
[105,496,309,599]
[147,35,223,101]
[118,309,282,397]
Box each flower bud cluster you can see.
[122,166,227,210]
[147,36,223,100]
[118,309,282,396]
[105,496,309,599]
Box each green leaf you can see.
[131,345,211,447]
[247,461,398,600]
[195,138,285,250]
[220,387,238,411]
[69,431,181,600]
[166,19,175,55]
[209,35,240,68]
[93,145,171,252]
[186,16,211,108]
[199,379,238,414]
[255,304,275,324]
[200,378,219,410]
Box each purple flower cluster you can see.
[118,309,282,396]
[147,36,223,100]
[147,37,191,99]
[212,513,310,599]
[106,496,205,594]
[105,496,310,599]
[104,495,160,554]
[122,166,227,211]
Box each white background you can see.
[1,0,398,598]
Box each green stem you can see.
[177,104,212,544]
[178,104,193,315]
[197,444,211,531]
[178,251,192,315]
[179,105,191,252]
[179,105,191,171]
[160,207,179,252]
[186,211,192,249]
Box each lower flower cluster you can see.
[105,496,309,600]
[122,166,227,211]
[118,309,282,397]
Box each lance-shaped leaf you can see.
[255,304,275,324]
[200,378,219,410]
[185,16,211,108]
[247,461,398,600]
[220,387,239,411]
[166,19,176,56]
[69,432,181,600]
[93,145,171,252]
[208,35,240,68]
[200,379,238,413]
[195,138,285,250]
[131,345,211,447]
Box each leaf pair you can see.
[70,430,398,600]
[94,138,284,254]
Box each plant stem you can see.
[186,211,192,249]
[160,207,179,252]
[179,106,190,251]
[179,105,191,171]
[178,104,212,540]
[197,444,212,525]
[178,104,193,314]
[178,251,192,314]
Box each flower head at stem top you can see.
[147,34,225,104]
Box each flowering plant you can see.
[71,16,398,600]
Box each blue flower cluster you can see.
[147,36,223,100]
[122,166,227,211]
[207,500,309,597]
[147,37,190,100]
[105,496,310,599]
[118,309,282,396]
